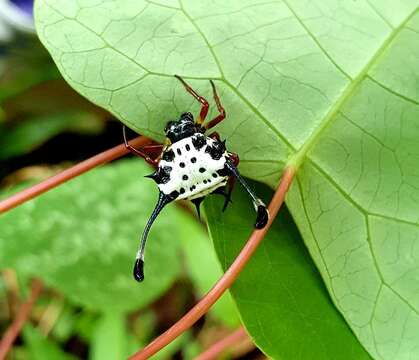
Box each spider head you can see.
[164,112,202,143]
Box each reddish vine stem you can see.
[195,327,252,360]
[0,136,150,214]
[0,279,43,360]
[129,166,295,360]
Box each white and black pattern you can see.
[157,133,229,200]
[126,75,270,283]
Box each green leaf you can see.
[22,324,77,360]
[0,112,102,160]
[0,37,60,102]
[35,1,419,358]
[0,160,184,312]
[51,304,78,342]
[180,216,240,328]
[206,184,371,359]
[72,310,98,343]
[90,312,127,360]
[182,339,202,360]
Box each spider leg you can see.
[229,152,239,167]
[204,80,226,130]
[174,75,209,125]
[133,191,173,282]
[212,178,235,211]
[223,177,235,212]
[224,155,269,229]
[123,125,163,166]
[191,197,205,219]
[208,131,221,141]
[211,186,231,210]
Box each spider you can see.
[123,75,269,282]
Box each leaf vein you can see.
[367,75,419,107]
[281,0,353,80]
[290,6,419,169]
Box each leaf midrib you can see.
[40,1,418,173]
[290,6,419,169]
[180,2,418,173]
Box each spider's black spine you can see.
[134,191,172,282]
[224,160,269,229]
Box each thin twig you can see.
[38,295,65,336]
[2,270,21,317]
[129,166,296,360]
[0,279,43,360]
[195,327,253,360]
[0,136,150,214]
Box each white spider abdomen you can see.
[156,133,229,200]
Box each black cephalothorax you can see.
[123,75,269,282]
[164,112,204,143]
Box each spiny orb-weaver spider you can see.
[124,75,269,282]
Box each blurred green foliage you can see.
[0,17,239,359]
[5,0,419,359]
[0,112,103,160]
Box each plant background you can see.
[1,1,419,359]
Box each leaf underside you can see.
[35,1,419,359]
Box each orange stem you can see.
[0,279,43,360]
[0,136,150,214]
[195,327,252,360]
[129,166,295,360]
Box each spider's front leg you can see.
[175,75,209,125]
[123,125,163,167]
[225,153,269,229]
[204,80,226,130]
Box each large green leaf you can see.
[22,324,77,360]
[35,1,419,358]
[206,184,371,359]
[0,112,102,160]
[90,312,127,360]
[0,160,184,313]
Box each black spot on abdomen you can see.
[169,190,179,199]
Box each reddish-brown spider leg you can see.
[229,152,239,166]
[174,75,209,125]
[123,126,163,167]
[208,131,221,141]
[205,80,226,130]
